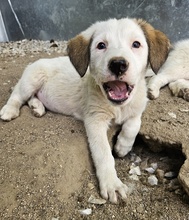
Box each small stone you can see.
[164,171,177,179]
[135,156,142,164]
[156,169,165,183]
[145,167,155,174]
[148,175,158,186]
[151,163,158,170]
[129,174,139,181]
[140,158,149,170]
[129,165,141,176]
[168,112,177,119]
[88,195,106,205]
[88,183,95,190]
[78,208,92,215]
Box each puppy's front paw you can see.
[114,142,132,158]
[0,105,19,121]
[100,175,128,203]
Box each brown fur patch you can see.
[67,35,91,77]
[136,19,171,73]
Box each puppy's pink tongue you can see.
[107,81,127,101]
[107,81,127,99]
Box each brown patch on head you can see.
[67,35,91,77]
[136,19,171,73]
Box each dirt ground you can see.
[0,52,189,220]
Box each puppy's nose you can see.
[109,57,129,76]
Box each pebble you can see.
[129,164,141,176]
[129,174,139,181]
[78,208,92,215]
[0,39,68,57]
[145,167,155,174]
[164,171,177,179]
[130,153,142,164]
[88,195,106,205]
[88,183,95,190]
[156,169,165,183]
[135,156,142,164]
[140,158,149,170]
[148,175,158,186]
[168,112,177,119]
[151,163,158,170]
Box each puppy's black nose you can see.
[109,57,129,77]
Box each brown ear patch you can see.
[67,35,91,77]
[136,19,171,73]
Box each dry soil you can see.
[0,52,189,220]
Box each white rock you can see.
[148,175,158,186]
[88,195,106,205]
[129,165,141,176]
[135,156,142,164]
[130,153,142,164]
[168,112,176,119]
[145,167,155,174]
[78,208,92,215]
[156,169,165,183]
[164,171,177,179]
[151,162,158,170]
[129,174,139,181]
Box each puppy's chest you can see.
[113,107,131,125]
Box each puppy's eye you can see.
[132,41,141,48]
[97,42,106,50]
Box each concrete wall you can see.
[0,0,189,42]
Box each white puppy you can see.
[0,18,170,203]
[148,39,189,101]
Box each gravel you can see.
[0,39,68,57]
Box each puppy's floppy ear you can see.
[136,19,171,74]
[67,27,94,77]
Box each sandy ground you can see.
[0,52,189,219]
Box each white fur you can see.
[148,39,189,101]
[0,18,167,203]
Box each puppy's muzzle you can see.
[109,57,129,77]
[103,57,133,105]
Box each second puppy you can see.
[148,39,189,101]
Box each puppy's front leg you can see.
[84,117,128,203]
[114,115,141,157]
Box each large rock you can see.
[140,86,189,195]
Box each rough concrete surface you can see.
[140,85,189,198]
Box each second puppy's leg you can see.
[169,79,189,101]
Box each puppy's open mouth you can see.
[103,81,134,104]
